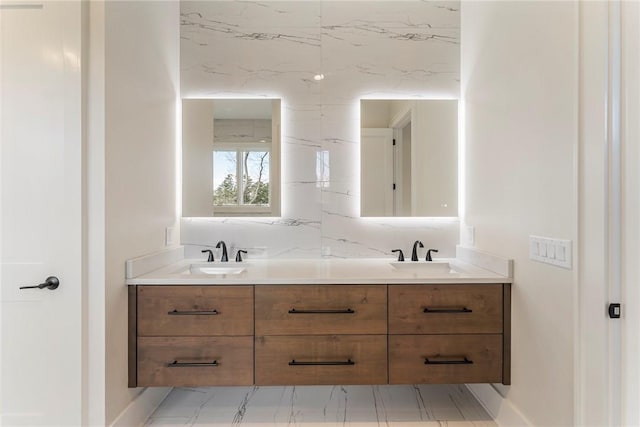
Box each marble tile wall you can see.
[181,1,460,259]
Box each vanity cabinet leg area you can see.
[128,283,511,388]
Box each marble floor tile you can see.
[146,385,495,427]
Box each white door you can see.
[0,1,83,425]
[361,128,393,216]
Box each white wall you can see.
[180,1,461,259]
[462,2,578,426]
[576,3,609,425]
[361,100,391,128]
[182,99,214,217]
[104,1,179,424]
[87,1,106,424]
[411,100,458,217]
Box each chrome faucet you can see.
[201,249,214,262]
[411,240,424,261]
[216,241,228,262]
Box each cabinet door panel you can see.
[255,285,387,335]
[389,284,502,334]
[138,285,253,336]
[255,335,387,385]
[389,334,503,384]
[137,336,254,386]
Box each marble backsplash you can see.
[180,1,460,259]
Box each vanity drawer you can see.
[255,285,387,335]
[137,336,253,386]
[137,286,253,336]
[388,284,502,334]
[255,335,387,385]
[389,334,503,384]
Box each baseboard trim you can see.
[466,384,532,426]
[109,387,172,427]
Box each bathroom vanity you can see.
[127,253,512,389]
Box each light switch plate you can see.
[530,239,539,256]
[529,235,572,269]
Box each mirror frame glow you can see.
[360,99,458,218]
[181,98,281,217]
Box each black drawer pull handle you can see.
[288,308,355,314]
[168,309,219,315]
[167,360,219,367]
[289,359,356,366]
[423,307,472,314]
[424,357,473,365]
[289,359,355,366]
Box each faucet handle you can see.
[235,250,247,262]
[391,249,405,262]
[201,249,214,262]
[426,249,439,262]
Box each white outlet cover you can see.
[466,225,475,246]
[165,226,176,246]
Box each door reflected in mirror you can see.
[182,99,281,217]
[360,99,458,217]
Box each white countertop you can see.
[125,257,512,285]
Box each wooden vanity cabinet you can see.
[254,285,387,385]
[129,285,254,387]
[254,285,387,335]
[388,284,511,385]
[129,282,511,387]
[255,335,387,385]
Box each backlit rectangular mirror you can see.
[182,99,281,217]
[360,99,458,217]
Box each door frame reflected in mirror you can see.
[360,99,459,218]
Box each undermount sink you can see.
[179,263,246,275]
[390,260,453,273]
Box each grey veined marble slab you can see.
[145,385,495,427]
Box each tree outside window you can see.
[213,149,270,207]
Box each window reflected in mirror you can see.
[360,99,458,217]
[213,150,270,206]
[182,99,281,217]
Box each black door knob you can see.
[20,276,59,290]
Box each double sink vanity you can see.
[127,247,512,389]
[154,5,507,402]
